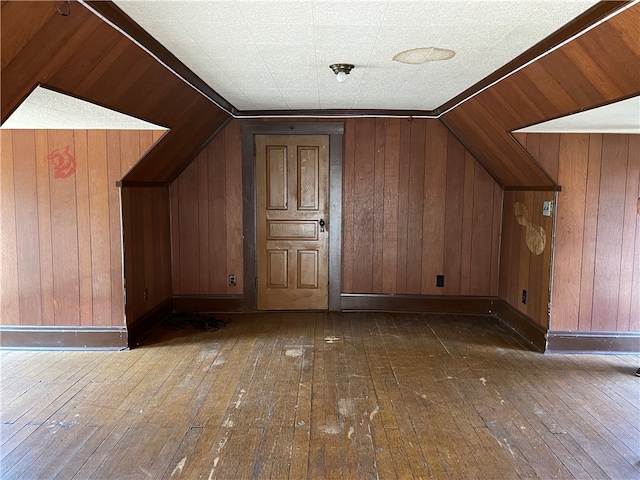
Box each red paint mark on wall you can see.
[45,146,76,179]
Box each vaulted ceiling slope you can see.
[441,2,640,188]
[2,2,638,189]
[0,0,230,184]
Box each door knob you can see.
[319,219,326,232]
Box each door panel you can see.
[256,135,329,310]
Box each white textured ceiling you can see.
[514,96,640,134]
[0,86,168,130]
[112,0,600,112]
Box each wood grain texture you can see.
[173,118,500,299]
[519,133,640,334]
[121,187,172,329]
[499,190,555,329]
[171,121,243,296]
[0,130,19,324]
[0,129,161,328]
[342,119,501,296]
[592,135,628,331]
[47,130,80,325]
[421,121,447,295]
[1,1,229,183]
[1,312,638,478]
[442,4,640,188]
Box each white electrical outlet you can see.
[543,201,553,217]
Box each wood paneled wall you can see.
[342,118,501,295]
[121,187,172,325]
[1,1,229,184]
[442,3,640,188]
[517,133,640,333]
[499,190,555,329]
[170,118,502,298]
[0,129,162,327]
[170,121,243,295]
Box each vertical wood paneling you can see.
[88,130,112,325]
[13,130,42,323]
[519,132,640,334]
[107,132,123,326]
[443,134,465,294]
[171,118,501,299]
[177,160,200,294]
[406,121,425,294]
[592,135,628,331]
[0,128,163,328]
[616,136,638,332]
[197,150,210,293]
[225,121,243,293]
[1,130,19,324]
[382,120,400,294]
[489,183,502,297]
[121,186,172,325]
[74,131,93,326]
[372,119,386,293]
[48,130,80,325]
[341,118,501,296]
[469,165,495,295]
[554,135,589,328]
[35,130,55,325]
[353,118,375,293]
[395,120,411,294]
[209,131,227,293]
[342,119,355,294]
[499,190,555,328]
[421,121,447,295]
[577,135,603,331]
[460,152,475,295]
[538,134,561,184]
[157,187,173,299]
[171,120,244,296]
[530,191,549,322]
[170,181,181,292]
[628,135,640,333]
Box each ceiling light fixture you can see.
[330,63,354,83]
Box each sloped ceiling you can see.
[441,2,640,188]
[2,1,638,188]
[0,0,229,184]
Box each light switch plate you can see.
[543,201,553,217]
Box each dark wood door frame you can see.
[241,121,344,312]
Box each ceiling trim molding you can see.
[81,1,630,120]
[238,109,438,119]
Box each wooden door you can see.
[256,135,329,310]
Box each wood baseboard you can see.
[490,298,547,352]
[340,294,494,314]
[172,295,244,313]
[127,298,174,348]
[0,325,127,350]
[546,331,640,354]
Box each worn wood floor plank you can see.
[1,312,638,479]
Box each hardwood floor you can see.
[1,312,639,479]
